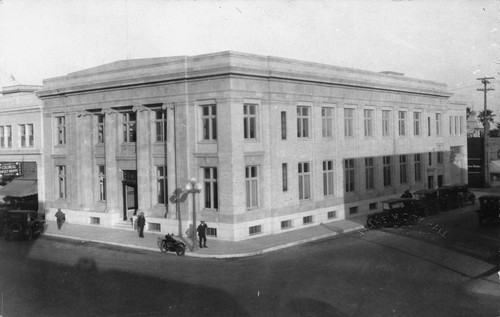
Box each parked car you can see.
[413,189,440,215]
[366,198,423,229]
[437,186,463,211]
[476,195,500,226]
[3,210,46,241]
[454,184,476,206]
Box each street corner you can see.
[462,273,500,297]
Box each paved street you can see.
[1,203,500,317]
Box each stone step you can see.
[113,221,135,231]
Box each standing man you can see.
[197,220,208,248]
[137,212,146,238]
[55,208,66,230]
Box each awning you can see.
[0,179,38,197]
[490,160,500,174]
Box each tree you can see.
[477,109,496,126]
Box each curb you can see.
[44,224,367,259]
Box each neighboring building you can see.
[37,51,468,241]
[467,111,482,137]
[0,85,44,210]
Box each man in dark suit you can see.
[197,220,208,248]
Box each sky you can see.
[0,0,499,114]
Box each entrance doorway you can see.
[428,175,434,189]
[122,170,137,221]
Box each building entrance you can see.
[122,170,137,221]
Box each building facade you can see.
[37,52,468,241]
[0,85,44,208]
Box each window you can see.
[349,206,358,215]
[281,220,292,229]
[449,116,453,135]
[344,159,355,193]
[90,217,100,225]
[303,215,313,224]
[460,116,464,134]
[383,156,391,187]
[364,109,374,137]
[365,157,374,190]
[56,116,66,145]
[428,152,432,166]
[322,107,334,138]
[437,151,444,164]
[369,203,377,210]
[201,105,217,141]
[382,110,390,137]
[249,225,262,235]
[282,163,288,192]
[297,106,310,138]
[245,166,259,208]
[327,210,337,219]
[281,111,287,140]
[122,112,136,142]
[97,115,105,144]
[155,110,167,142]
[204,167,218,209]
[344,108,354,137]
[56,165,67,199]
[244,104,257,139]
[435,113,441,136]
[455,116,459,135]
[98,165,106,201]
[156,166,167,204]
[298,162,311,200]
[0,126,3,148]
[323,160,334,196]
[149,223,161,232]
[399,155,408,184]
[414,154,422,182]
[428,117,431,136]
[398,111,406,136]
[413,112,421,136]
[206,227,217,237]
[19,124,33,148]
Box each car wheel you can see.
[366,217,379,229]
[176,245,185,256]
[26,228,33,241]
[160,241,168,253]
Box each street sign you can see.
[0,162,22,177]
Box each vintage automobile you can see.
[413,189,440,215]
[454,184,476,206]
[437,184,476,211]
[476,195,500,226]
[3,210,46,241]
[366,198,424,229]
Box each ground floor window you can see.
[156,166,167,204]
[56,165,66,199]
[203,167,218,209]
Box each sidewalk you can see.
[43,216,368,258]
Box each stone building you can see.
[37,51,468,241]
[0,85,44,208]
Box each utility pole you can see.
[477,77,495,187]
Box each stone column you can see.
[103,109,120,215]
[133,104,152,213]
[164,103,177,219]
[76,112,94,211]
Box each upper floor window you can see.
[97,115,105,144]
[56,116,66,145]
[244,104,257,140]
[155,110,167,142]
[435,113,442,136]
[414,154,422,182]
[322,107,334,138]
[449,116,454,135]
[56,165,67,199]
[365,157,374,190]
[437,151,444,164]
[398,111,406,136]
[298,162,311,199]
[413,112,421,136]
[0,125,12,148]
[245,166,259,207]
[204,167,218,210]
[201,105,217,141]
[383,156,392,187]
[382,110,391,137]
[122,112,136,143]
[281,111,287,140]
[427,117,431,136]
[323,160,334,196]
[19,124,34,148]
[297,106,310,138]
[455,116,459,135]
[399,155,408,184]
[364,109,374,137]
[282,163,288,192]
[344,108,354,138]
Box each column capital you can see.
[132,104,150,112]
[102,108,119,115]
[162,103,176,111]
[76,111,93,117]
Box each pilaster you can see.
[76,111,94,210]
[103,109,120,214]
[133,104,152,213]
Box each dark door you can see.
[428,175,434,189]
[122,170,138,221]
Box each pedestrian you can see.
[197,220,208,248]
[55,208,66,230]
[401,190,413,199]
[137,212,146,238]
